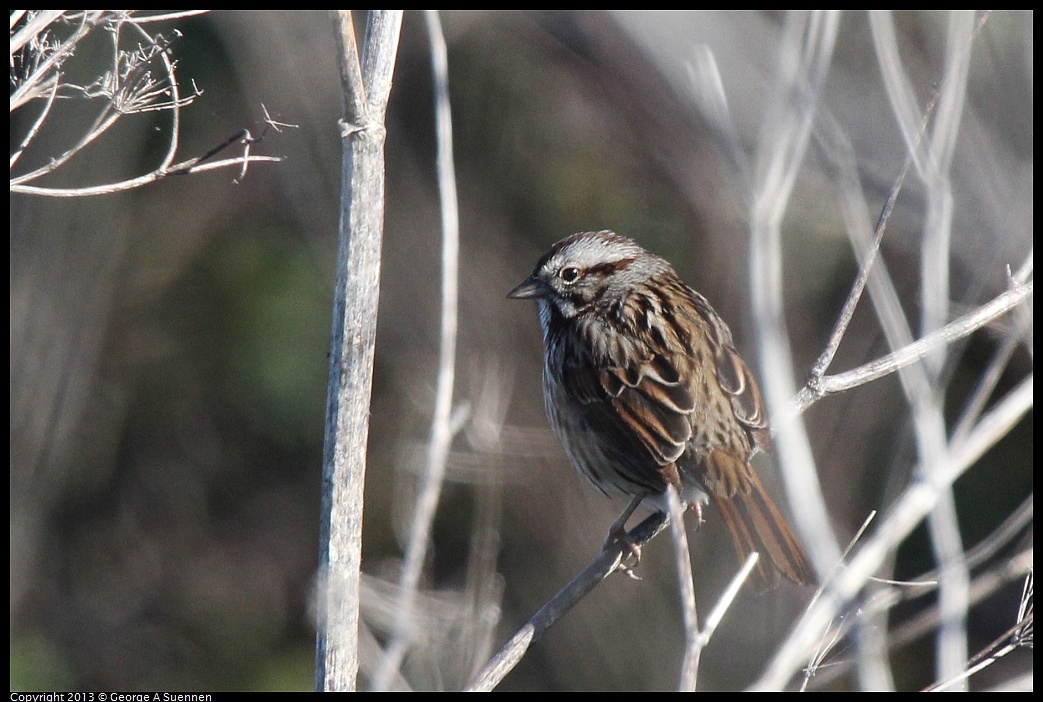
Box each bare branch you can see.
[316,9,403,693]
[10,11,279,197]
[465,513,670,691]
[796,278,1033,414]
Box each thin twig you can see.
[800,511,878,690]
[795,279,1033,414]
[369,10,461,690]
[665,487,699,691]
[805,86,938,384]
[699,554,758,649]
[10,156,282,196]
[9,77,59,169]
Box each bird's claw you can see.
[604,525,643,579]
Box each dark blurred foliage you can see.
[10,11,1032,691]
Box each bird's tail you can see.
[712,465,814,591]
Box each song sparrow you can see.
[508,230,813,590]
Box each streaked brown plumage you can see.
[508,230,812,590]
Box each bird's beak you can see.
[507,275,544,300]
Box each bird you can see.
[508,230,813,590]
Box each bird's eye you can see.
[560,267,581,284]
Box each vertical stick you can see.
[316,10,402,692]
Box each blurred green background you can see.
[10,10,1032,691]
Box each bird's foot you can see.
[603,497,644,579]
